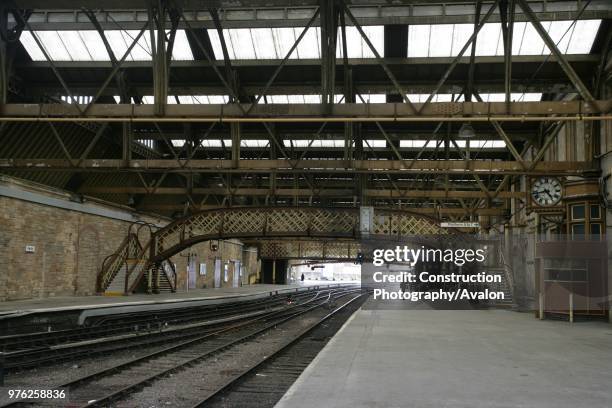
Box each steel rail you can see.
[1,288,342,371]
[188,291,368,408]
[79,290,360,408]
[0,288,360,408]
[0,287,324,351]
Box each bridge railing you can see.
[151,207,362,261]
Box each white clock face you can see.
[531,177,562,207]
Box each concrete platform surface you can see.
[276,303,612,408]
[0,283,334,315]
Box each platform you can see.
[0,283,336,317]
[276,299,612,408]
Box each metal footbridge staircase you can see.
[97,223,177,295]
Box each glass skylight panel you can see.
[107,30,151,61]
[519,22,548,55]
[363,26,383,57]
[357,94,386,103]
[400,140,437,148]
[365,140,386,148]
[20,31,46,60]
[261,95,322,103]
[251,28,277,59]
[201,140,223,147]
[511,22,528,55]
[407,20,600,58]
[451,24,473,56]
[296,27,320,59]
[59,31,92,61]
[78,31,110,60]
[337,26,362,58]
[175,95,195,104]
[303,95,322,103]
[408,25,430,57]
[510,93,542,102]
[407,94,464,103]
[475,23,502,56]
[435,94,454,102]
[478,93,542,102]
[284,140,344,148]
[21,29,193,62]
[546,21,573,53]
[171,30,195,60]
[207,95,230,104]
[472,140,506,148]
[272,27,297,58]
[207,30,230,59]
[566,20,601,54]
[429,24,454,57]
[60,95,92,104]
[38,31,72,60]
[269,95,289,104]
[199,139,232,148]
[287,95,307,104]
[136,139,154,149]
[229,29,256,59]
[209,27,320,60]
[240,140,269,148]
[483,93,506,102]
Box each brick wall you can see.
[0,177,260,301]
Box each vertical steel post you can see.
[0,4,8,105]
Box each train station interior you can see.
[0,0,611,407]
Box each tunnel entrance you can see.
[261,259,288,284]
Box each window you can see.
[590,205,601,220]
[590,223,601,238]
[571,204,585,220]
[571,223,585,239]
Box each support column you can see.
[320,0,338,113]
[231,122,241,169]
[0,4,8,104]
[148,1,169,116]
[122,122,132,164]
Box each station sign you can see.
[440,222,480,228]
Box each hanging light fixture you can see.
[458,123,475,138]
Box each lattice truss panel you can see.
[153,207,446,258]
[372,212,448,236]
[259,240,361,260]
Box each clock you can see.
[531,177,562,207]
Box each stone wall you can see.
[0,176,259,301]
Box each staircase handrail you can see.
[97,233,133,292]
[161,260,177,292]
[125,239,153,294]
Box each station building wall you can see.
[0,176,259,301]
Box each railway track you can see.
[1,287,348,372]
[1,287,366,408]
[0,286,336,351]
[190,291,368,408]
